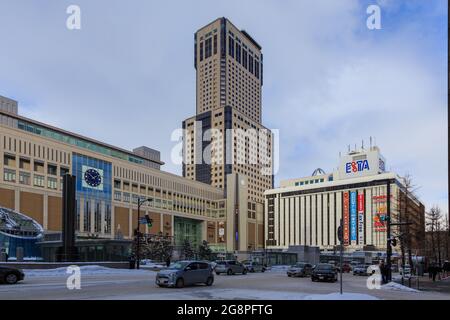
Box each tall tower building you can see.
[183,18,273,251]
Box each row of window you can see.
[3,168,59,189]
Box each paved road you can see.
[1,270,449,300]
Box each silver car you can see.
[215,260,247,275]
[287,262,313,277]
[243,261,266,273]
[156,261,214,288]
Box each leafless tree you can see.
[426,205,443,263]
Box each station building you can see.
[264,146,425,254]
[0,96,263,258]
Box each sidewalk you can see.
[400,275,450,293]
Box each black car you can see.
[311,263,338,282]
[0,266,25,284]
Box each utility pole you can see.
[135,198,153,270]
[386,181,392,282]
[338,219,344,294]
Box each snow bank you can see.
[24,265,150,277]
[268,265,290,272]
[304,293,379,300]
[381,282,420,293]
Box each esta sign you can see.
[345,160,370,174]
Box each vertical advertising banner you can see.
[343,192,350,245]
[350,191,357,245]
[357,193,364,245]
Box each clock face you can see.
[84,168,102,187]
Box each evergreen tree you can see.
[198,240,212,261]
[182,238,195,260]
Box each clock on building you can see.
[84,168,102,187]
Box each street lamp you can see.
[135,197,153,270]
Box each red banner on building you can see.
[343,192,350,245]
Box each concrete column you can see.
[111,205,115,238]
[90,199,95,234]
[43,193,48,230]
[14,188,20,212]
[79,197,84,232]
[100,201,106,236]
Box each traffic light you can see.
[145,214,153,228]
[337,225,343,243]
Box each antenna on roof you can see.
[370,136,373,149]
[348,145,350,153]
[362,139,364,150]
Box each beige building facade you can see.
[183,18,273,252]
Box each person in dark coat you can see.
[379,260,387,284]
[431,263,438,282]
[166,256,171,268]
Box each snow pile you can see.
[24,265,150,277]
[381,282,420,293]
[304,293,379,300]
[141,263,165,270]
[268,265,290,272]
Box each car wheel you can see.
[312,277,316,282]
[205,277,214,286]
[216,272,221,275]
[176,278,184,288]
[287,274,291,277]
[243,269,247,275]
[262,268,265,273]
[227,269,233,276]
[5,273,18,285]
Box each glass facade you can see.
[72,153,112,235]
[17,120,145,165]
[174,216,202,248]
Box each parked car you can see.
[155,261,214,288]
[335,263,351,273]
[243,261,266,273]
[0,266,25,284]
[311,263,338,282]
[215,260,247,275]
[353,264,370,276]
[287,262,313,277]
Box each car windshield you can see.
[293,263,306,268]
[316,265,333,271]
[216,261,226,265]
[168,262,189,270]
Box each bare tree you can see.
[426,205,443,263]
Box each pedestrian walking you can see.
[379,260,387,284]
[166,256,171,268]
[443,261,450,278]
[431,263,438,282]
[428,263,434,279]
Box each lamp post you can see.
[136,197,153,270]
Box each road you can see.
[1,269,449,300]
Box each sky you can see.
[0,0,447,212]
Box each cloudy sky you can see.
[0,0,447,211]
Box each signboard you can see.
[357,193,364,245]
[373,195,387,232]
[350,191,357,244]
[343,192,350,245]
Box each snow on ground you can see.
[267,265,290,272]
[304,293,379,300]
[24,265,152,277]
[113,289,378,300]
[381,282,420,293]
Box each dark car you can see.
[287,262,313,277]
[0,266,25,284]
[215,260,247,275]
[311,263,338,282]
[155,261,214,288]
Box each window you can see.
[199,42,204,61]
[228,36,234,58]
[3,154,15,167]
[47,176,58,189]
[114,191,122,201]
[249,55,254,74]
[123,193,130,202]
[255,60,259,79]
[205,37,212,59]
[48,164,57,176]
[34,161,44,173]
[4,168,16,182]
[243,50,248,69]
[33,174,45,187]
[213,34,217,54]
[60,167,69,177]
[19,171,30,185]
[236,43,241,63]
[19,158,30,170]
[114,179,121,189]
